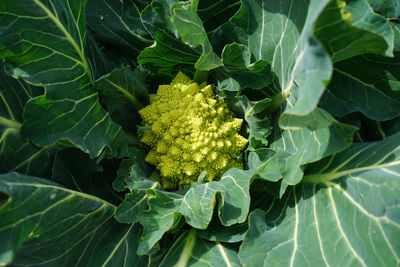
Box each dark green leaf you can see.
[21,93,130,158]
[0,0,131,158]
[197,218,248,243]
[51,148,123,204]
[213,43,273,92]
[321,68,400,121]
[197,0,240,34]
[139,0,199,78]
[0,173,148,266]
[94,66,149,134]
[0,0,91,94]
[314,0,393,63]
[0,62,56,177]
[86,0,152,59]
[171,0,223,71]
[85,29,134,80]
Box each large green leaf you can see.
[321,68,400,121]
[0,173,148,266]
[21,93,130,158]
[252,121,356,190]
[159,230,241,267]
[320,21,400,121]
[137,168,252,254]
[215,0,333,129]
[170,0,223,71]
[94,66,149,134]
[86,0,152,59]
[0,0,131,158]
[239,132,400,266]
[314,0,394,63]
[0,62,56,177]
[212,43,273,92]
[0,0,91,94]
[85,30,134,80]
[139,0,198,78]
[223,94,272,150]
[51,148,123,205]
[197,0,240,34]
[214,0,396,129]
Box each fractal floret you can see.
[139,72,248,189]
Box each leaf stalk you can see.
[0,116,21,131]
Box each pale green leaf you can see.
[138,168,252,254]
[240,132,400,266]
[159,230,241,267]
[171,0,223,70]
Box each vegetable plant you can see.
[0,0,399,266]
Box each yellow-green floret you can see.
[139,72,248,189]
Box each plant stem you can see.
[174,230,197,267]
[376,121,386,140]
[193,69,209,84]
[0,116,21,131]
[264,91,287,114]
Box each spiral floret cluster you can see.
[139,72,248,189]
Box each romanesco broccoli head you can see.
[139,72,248,189]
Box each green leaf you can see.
[197,218,248,243]
[86,0,152,59]
[0,62,57,177]
[320,21,400,121]
[314,0,393,63]
[159,230,241,267]
[138,168,252,254]
[363,0,400,17]
[94,66,149,134]
[321,68,400,121]
[248,149,281,182]
[197,0,240,34]
[260,122,356,186]
[114,147,159,224]
[213,43,273,92]
[138,0,199,78]
[85,29,134,80]
[345,0,394,56]
[115,189,149,224]
[21,93,130,158]
[240,132,400,266]
[0,173,148,266]
[112,147,156,192]
[171,0,223,71]
[0,0,131,158]
[224,94,271,150]
[215,0,333,129]
[51,148,123,204]
[0,0,92,93]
